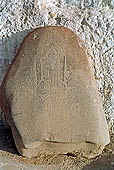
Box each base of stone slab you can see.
[17,141,104,159]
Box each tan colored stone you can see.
[0,26,110,158]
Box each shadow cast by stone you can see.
[83,154,114,170]
[0,113,18,154]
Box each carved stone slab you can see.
[0,26,110,158]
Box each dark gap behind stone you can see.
[0,113,19,155]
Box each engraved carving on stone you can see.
[34,41,71,115]
[35,40,69,90]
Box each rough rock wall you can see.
[0,0,114,131]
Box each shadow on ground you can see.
[83,154,114,170]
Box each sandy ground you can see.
[0,113,114,170]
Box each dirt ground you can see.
[0,113,114,170]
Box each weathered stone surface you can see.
[0,26,110,158]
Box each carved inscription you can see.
[33,41,74,115]
[34,41,72,90]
